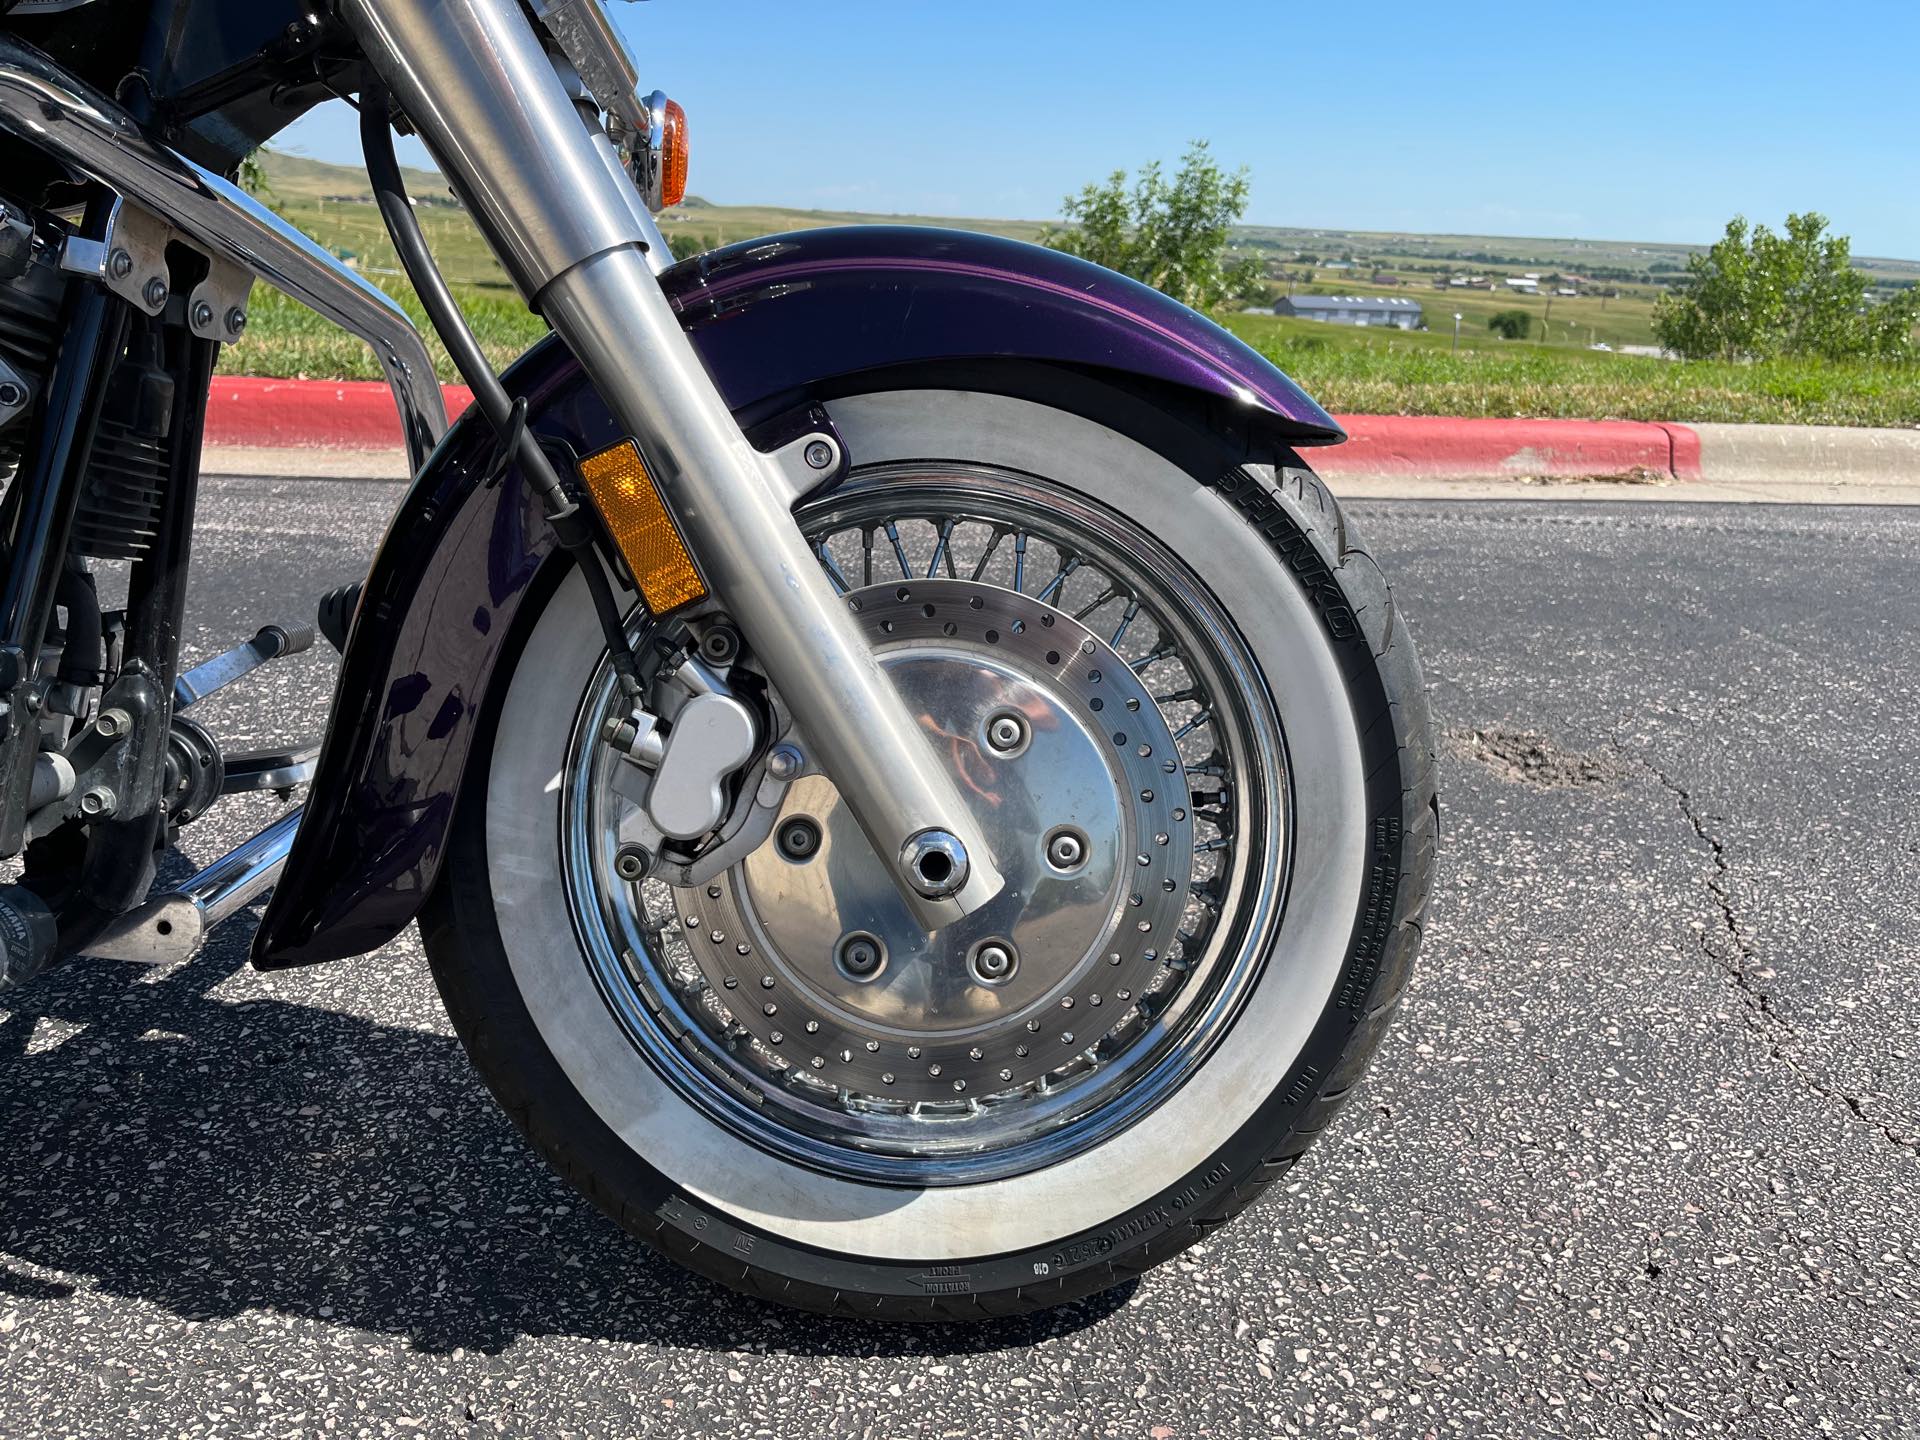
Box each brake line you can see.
[358,79,642,696]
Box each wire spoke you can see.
[1036,557,1082,605]
[818,544,851,595]
[884,521,913,579]
[927,518,956,579]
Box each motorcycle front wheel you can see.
[422,374,1436,1319]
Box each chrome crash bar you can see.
[85,808,301,963]
[0,36,447,469]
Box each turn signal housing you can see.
[576,439,707,614]
[638,90,689,210]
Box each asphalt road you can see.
[4,479,1918,1438]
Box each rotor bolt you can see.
[969,940,1018,986]
[613,844,649,882]
[803,439,835,470]
[985,712,1027,754]
[107,248,134,279]
[191,300,214,331]
[775,815,822,862]
[141,277,168,310]
[1045,827,1087,872]
[765,744,804,781]
[699,624,740,664]
[835,930,885,981]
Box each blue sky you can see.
[279,0,1920,258]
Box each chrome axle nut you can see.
[613,844,649,881]
[899,828,969,900]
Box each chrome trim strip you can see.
[0,37,447,470]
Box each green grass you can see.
[1226,314,1920,427]
[221,154,1920,426]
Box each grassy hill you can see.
[235,151,1920,427]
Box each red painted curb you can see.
[205,375,472,449]
[201,377,1707,482]
[1316,414,1699,481]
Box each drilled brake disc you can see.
[670,578,1192,1104]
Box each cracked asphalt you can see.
[3,479,1918,1438]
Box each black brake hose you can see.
[359,81,642,695]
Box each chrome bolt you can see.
[835,930,885,980]
[900,828,969,900]
[803,439,834,470]
[191,300,214,331]
[0,382,24,408]
[95,708,131,739]
[225,307,248,337]
[141,277,168,310]
[613,844,649,881]
[969,940,1017,986]
[107,248,134,279]
[765,744,803,781]
[78,786,115,818]
[1045,827,1087,871]
[985,712,1027,753]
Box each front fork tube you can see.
[342,0,1003,928]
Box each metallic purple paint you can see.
[665,228,1342,444]
[254,227,1342,966]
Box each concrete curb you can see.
[206,376,472,450]
[198,377,1919,496]
[1316,414,1702,482]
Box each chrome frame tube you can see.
[85,807,301,963]
[0,37,447,471]
[341,0,1004,927]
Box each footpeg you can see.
[173,623,315,710]
[316,581,361,654]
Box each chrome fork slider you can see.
[339,0,1005,930]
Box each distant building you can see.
[1504,273,1541,292]
[1275,295,1424,330]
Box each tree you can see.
[237,151,279,214]
[1653,213,1920,364]
[667,231,709,262]
[1487,310,1532,340]
[1043,141,1262,310]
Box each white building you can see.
[1276,295,1424,330]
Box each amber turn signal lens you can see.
[659,98,688,208]
[576,440,706,614]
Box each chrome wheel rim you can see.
[562,466,1290,1185]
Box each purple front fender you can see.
[254,226,1340,965]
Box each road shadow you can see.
[0,924,1132,1357]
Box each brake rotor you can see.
[669,578,1192,1105]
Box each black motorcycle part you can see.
[316,579,361,654]
[162,712,224,826]
[69,324,176,561]
[0,882,57,992]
